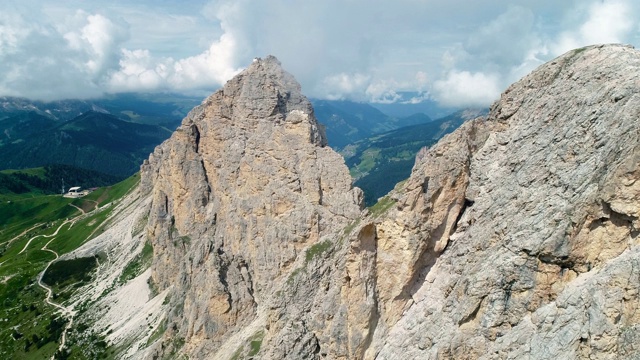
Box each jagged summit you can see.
[139,54,363,357]
[196,55,326,146]
[239,55,312,116]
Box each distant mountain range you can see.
[367,91,456,119]
[0,93,202,127]
[0,164,120,195]
[0,93,206,179]
[0,93,473,204]
[0,111,172,177]
[312,99,436,149]
[342,109,487,205]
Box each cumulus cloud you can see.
[433,71,502,108]
[316,73,370,100]
[432,0,640,108]
[107,2,244,93]
[552,0,635,56]
[0,2,247,100]
[431,6,539,107]
[0,0,640,107]
[364,73,431,104]
[0,8,124,100]
[107,49,165,91]
[66,12,129,77]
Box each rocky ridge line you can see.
[356,44,640,359]
[87,45,640,359]
[233,44,640,359]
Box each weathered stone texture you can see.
[139,45,640,359]
[371,44,640,359]
[140,56,362,357]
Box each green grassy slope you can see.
[0,174,139,359]
[312,100,433,149]
[0,165,121,195]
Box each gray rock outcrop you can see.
[137,45,640,359]
[354,44,640,359]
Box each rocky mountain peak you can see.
[360,43,640,359]
[139,55,363,357]
[206,55,325,146]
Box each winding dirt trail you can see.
[18,202,90,357]
[5,222,45,246]
[68,203,86,215]
[38,238,76,359]
[17,203,87,255]
[18,219,73,255]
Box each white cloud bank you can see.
[431,0,639,107]
[0,3,243,101]
[0,0,639,107]
[433,71,502,108]
[551,0,635,55]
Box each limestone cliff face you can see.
[139,45,640,359]
[246,44,640,359]
[139,56,363,356]
[346,44,640,359]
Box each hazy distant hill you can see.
[343,109,487,205]
[312,99,433,148]
[0,111,172,177]
[368,91,456,119]
[0,93,203,128]
[312,100,394,148]
[0,96,98,122]
[0,164,120,194]
[0,112,54,144]
[0,93,202,181]
[0,94,459,187]
[96,93,202,128]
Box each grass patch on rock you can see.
[231,330,265,360]
[368,196,395,217]
[305,240,332,263]
[119,241,153,284]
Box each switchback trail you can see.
[5,222,45,246]
[18,218,74,255]
[38,238,76,359]
[68,203,86,215]
[17,202,87,255]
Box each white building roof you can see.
[69,186,81,191]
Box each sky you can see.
[1,0,639,108]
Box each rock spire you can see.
[140,56,363,357]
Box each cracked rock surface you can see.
[139,56,363,358]
[370,44,640,359]
[136,45,640,359]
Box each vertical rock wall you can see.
[140,56,362,356]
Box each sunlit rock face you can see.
[140,55,363,357]
[138,45,640,359]
[368,44,640,359]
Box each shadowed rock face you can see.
[138,45,640,359]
